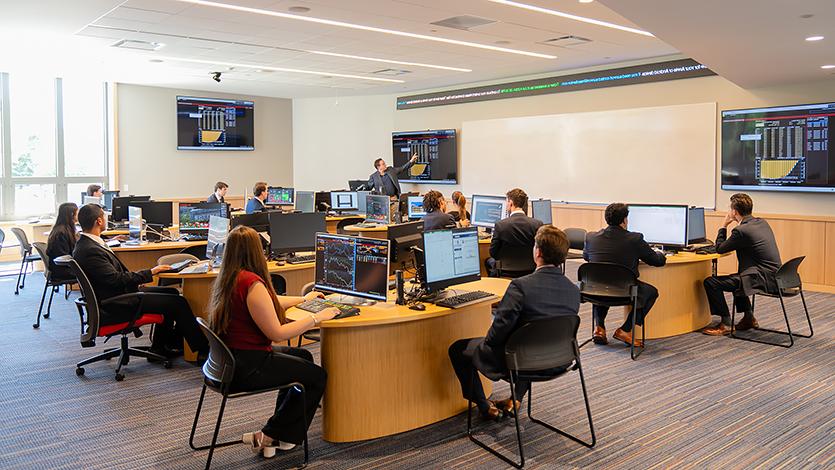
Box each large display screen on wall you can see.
[721,102,835,193]
[392,129,458,184]
[177,96,254,150]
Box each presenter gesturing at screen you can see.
[367,154,418,197]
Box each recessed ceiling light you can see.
[579,0,594,3]
[173,0,556,59]
[821,65,835,69]
[487,0,654,37]
[805,35,824,41]
[306,50,471,72]
[288,6,310,13]
[799,14,814,19]
[149,59,164,63]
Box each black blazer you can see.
[72,235,153,313]
[367,160,415,197]
[422,210,456,231]
[207,193,225,204]
[583,225,666,277]
[473,266,580,380]
[489,213,543,260]
[46,230,77,280]
[716,216,781,294]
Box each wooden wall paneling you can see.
[553,206,605,232]
[824,222,835,286]
[765,218,826,284]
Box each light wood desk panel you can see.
[825,222,835,287]
[113,241,207,272]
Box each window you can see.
[9,75,56,177]
[63,78,106,177]
[14,184,55,217]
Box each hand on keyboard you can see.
[303,291,325,302]
[318,307,340,322]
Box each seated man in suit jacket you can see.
[72,204,209,358]
[583,203,666,347]
[486,188,543,277]
[702,193,781,336]
[245,182,269,214]
[207,181,228,204]
[449,225,580,418]
[421,190,456,231]
[367,154,418,198]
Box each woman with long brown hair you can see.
[450,191,471,227]
[208,225,337,458]
[47,202,79,280]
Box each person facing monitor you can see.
[246,182,269,214]
[421,190,456,231]
[485,188,543,278]
[449,191,470,227]
[86,184,103,198]
[208,181,228,204]
[367,154,418,197]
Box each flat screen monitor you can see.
[687,207,707,244]
[111,195,151,221]
[231,212,270,232]
[181,203,229,231]
[392,129,458,184]
[315,191,331,212]
[471,194,507,229]
[131,201,173,227]
[356,191,371,214]
[102,190,119,211]
[721,101,835,193]
[365,194,390,224]
[330,191,358,211]
[269,212,327,256]
[266,187,294,205]
[388,220,424,271]
[295,191,315,213]
[422,226,481,292]
[128,206,142,242]
[531,199,552,225]
[627,204,689,247]
[314,233,390,301]
[176,96,254,151]
[83,196,102,206]
[348,180,367,191]
[206,216,230,260]
[407,195,426,219]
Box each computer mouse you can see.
[409,303,426,311]
[276,259,286,266]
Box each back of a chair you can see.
[32,242,51,280]
[578,262,638,298]
[497,245,536,276]
[337,217,365,234]
[10,227,32,257]
[300,281,315,296]
[564,228,587,251]
[196,317,237,392]
[0,227,5,251]
[270,274,287,295]
[180,245,209,261]
[54,255,99,344]
[158,253,199,265]
[775,256,804,290]
[505,316,581,373]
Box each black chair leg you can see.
[21,260,30,289]
[732,292,812,348]
[579,314,595,349]
[205,395,229,470]
[34,282,49,328]
[64,284,71,300]
[188,388,244,452]
[526,370,596,448]
[15,257,26,294]
[76,347,122,368]
[467,368,525,468]
[630,299,644,360]
[45,286,56,319]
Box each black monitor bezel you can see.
[111,195,151,221]
[269,212,327,256]
[313,232,390,301]
[627,203,690,248]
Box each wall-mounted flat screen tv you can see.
[392,129,457,184]
[177,96,254,150]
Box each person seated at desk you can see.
[583,203,666,347]
[485,188,543,277]
[208,226,337,456]
[449,225,579,418]
[72,204,208,358]
[449,191,471,227]
[422,190,456,231]
[702,193,781,336]
[245,182,269,214]
[47,202,79,280]
[367,154,418,197]
[86,184,103,198]
[208,181,228,204]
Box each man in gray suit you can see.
[367,154,418,197]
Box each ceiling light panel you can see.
[487,0,654,37]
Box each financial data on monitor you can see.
[314,234,389,300]
[330,192,358,210]
[267,187,294,205]
[471,195,507,228]
[627,205,688,246]
[424,229,480,284]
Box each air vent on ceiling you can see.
[431,15,497,31]
[111,39,164,51]
[372,69,412,76]
[540,35,592,47]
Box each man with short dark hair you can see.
[583,202,667,347]
[208,181,228,204]
[485,188,543,277]
[367,154,418,197]
[86,184,103,198]
[702,193,781,336]
[245,182,269,214]
[421,190,456,231]
[449,225,579,418]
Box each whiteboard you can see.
[461,103,716,208]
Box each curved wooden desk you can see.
[478,237,491,276]
[342,223,390,239]
[113,240,207,272]
[286,277,510,443]
[325,215,365,234]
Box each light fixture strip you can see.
[306,50,472,72]
[487,0,655,37]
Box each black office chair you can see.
[296,282,320,347]
[467,316,595,468]
[577,262,644,359]
[495,245,536,279]
[189,318,309,470]
[31,242,77,329]
[336,217,365,234]
[561,227,587,273]
[180,244,210,260]
[11,227,40,295]
[730,256,814,348]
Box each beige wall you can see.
[293,74,835,216]
[116,84,293,201]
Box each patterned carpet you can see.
[0,262,832,469]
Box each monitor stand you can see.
[326,293,376,306]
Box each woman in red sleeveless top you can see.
[208,226,338,458]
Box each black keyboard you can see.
[181,233,208,241]
[695,245,717,255]
[435,290,497,309]
[296,299,360,319]
[287,254,315,264]
[354,222,382,228]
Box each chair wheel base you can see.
[43,313,50,319]
[32,324,39,329]
[115,373,125,381]
[76,367,85,376]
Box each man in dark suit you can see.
[449,225,579,418]
[367,154,418,198]
[583,203,667,347]
[207,181,228,204]
[72,204,208,357]
[702,193,781,336]
[245,182,269,214]
[486,188,543,277]
[421,190,456,231]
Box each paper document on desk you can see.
[181,263,210,274]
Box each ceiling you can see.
[0,0,830,98]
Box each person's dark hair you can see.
[78,204,104,231]
[214,181,228,192]
[374,158,384,170]
[86,184,102,196]
[423,190,444,212]
[506,188,528,214]
[534,225,569,265]
[730,193,753,216]
[253,182,267,197]
[48,202,79,251]
[605,203,629,226]
[451,191,468,222]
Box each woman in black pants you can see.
[208,226,338,458]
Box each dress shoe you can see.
[701,323,731,336]
[613,328,643,348]
[734,316,759,331]
[593,326,608,345]
[478,403,502,421]
[493,398,521,416]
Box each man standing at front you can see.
[367,154,418,198]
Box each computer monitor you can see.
[266,187,294,206]
[348,180,368,191]
[181,203,229,232]
[295,191,315,213]
[111,195,151,221]
[314,233,390,302]
[128,206,143,243]
[422,226,481,293]
[398,192,419,218]
[365,194,390,224]
[356,191,371,214]
[388,220,424,272]
[206,215,230,261]
[102,190,120,211]
[471,194,507,229]
[531,199,552,225]
[330,191,358,212]
[231,212,270,233]
[269,212,327,256]
[627,204,689,248]
[687,207,707,244]
[315,191,331,212]
[83,196,102,206]
[407,195,426,219]
[131,201,173,227]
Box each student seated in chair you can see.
[208,181,228,204]
[449,225,579,419]
[449,191,471,227]
[701,193,781,336]
[86,184,103,198]
[583,203,666,347]
[245,182,269,214]
[72,203,209,359]
[47,202,79,280]
[421,190,456,231]
[208,226,336,457]
[485,188,543,277]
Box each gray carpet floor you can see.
[0,263,832,469]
